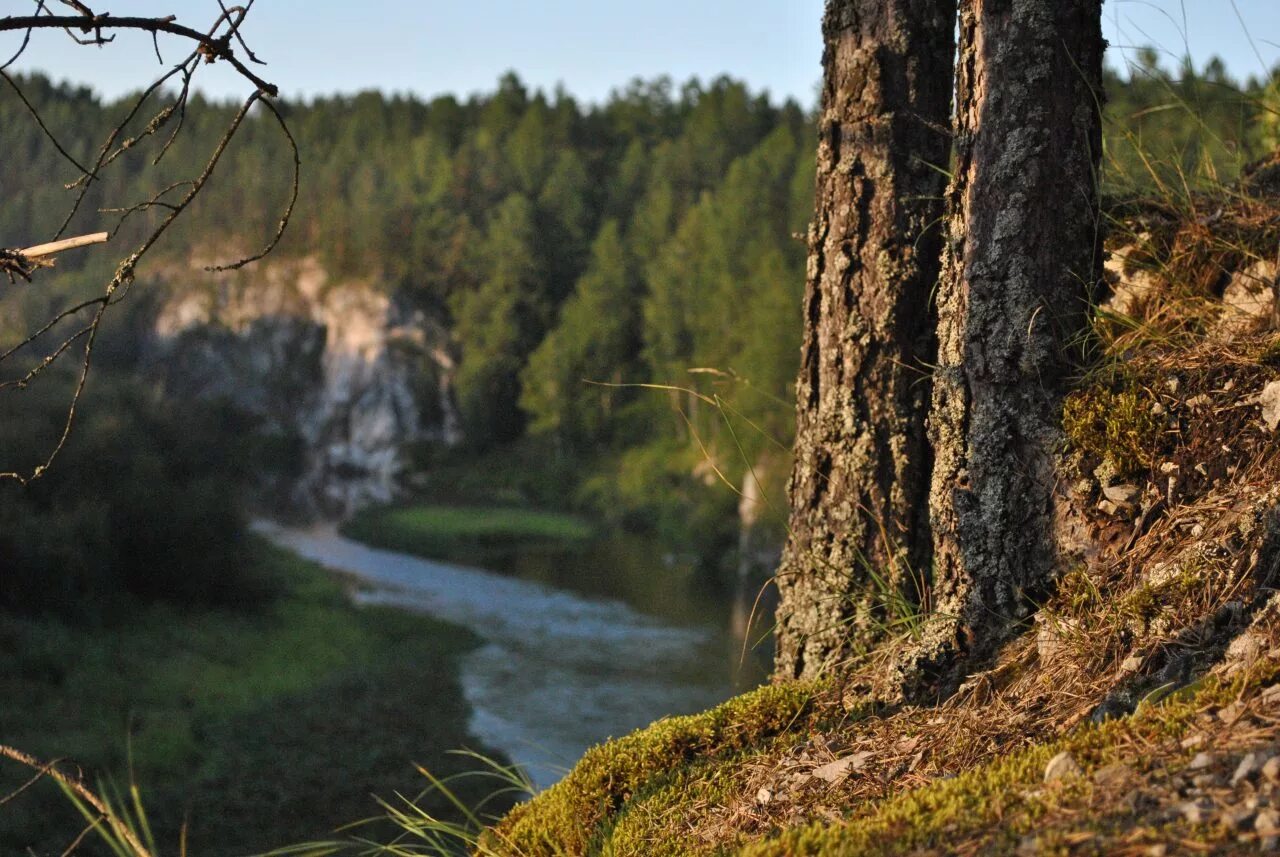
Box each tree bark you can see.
[774,0,956,680]
[924,0,1103,671]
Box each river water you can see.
[256,523,770,788]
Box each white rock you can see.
[810,751,873,784]
[1044,751,1083,783]
[1219,259,1277,335]
[1261,380,1280,432]
[1103,484,1141,507]
[1104,244,1161,317]
[1188,752,1216,771]
[1233,751,1272,787]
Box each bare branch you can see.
[0,744,157,857]
[0,13,278,95]
[0,4,295,484]
[22,232,109,258]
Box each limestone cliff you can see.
[149,256,460,519]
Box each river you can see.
[256,523,770,789]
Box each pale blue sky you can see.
[5,1,1278,105]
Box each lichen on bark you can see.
[921,0,1105,678]
[774,0,957,680]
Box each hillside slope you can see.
[481,169,1280,855]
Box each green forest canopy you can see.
[2,58,1277,555]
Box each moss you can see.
[484,682,820,856]
[602,752,757,857]
[1062,385,1164,477]
[342,503,594,562]
[1258,335,1280,366]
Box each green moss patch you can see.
[485,683,820,856]
[1062,385,1165,477]
[342,503,595,562]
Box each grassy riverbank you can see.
[0,537,512,855]
[343,503,594,563]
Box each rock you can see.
[1036,616,1083,664]
[1226,628,1269,672]
[1219,259,1277,335]
[1263,756,1280,783]
[151,256,462,518]
[1044,751,1083,783]
[1104,244,1161,317]
[1261,381,1280,432]
[1191,773,1219,789]
[1218,701,1247,724]
[1188,752,1217,771]
[1092,762,1134,787]
[1120,654,1144,673]
[755,786,772,805]
[1179,799,1213,824]
[1224,807,1257,831]
[1186,394,1211,410]
[1233,751,1273,787]
[810,751,873,784]
[1103,483,1141,508]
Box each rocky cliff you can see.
[149,256,460,519]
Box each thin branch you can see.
[22,232,109,258]
[0,14,278,95]
[207,96,299,271]
[0,744,156,857]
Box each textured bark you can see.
[774,0,956,680]
[924,0,1103,668]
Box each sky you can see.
[4,1,1278,106]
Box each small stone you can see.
[810,751,873,784]
[1192,772,1219,789]
[1098,499,1121,516]
[1121,654,1144,673]
[1219,702,1247,723]
[756,786,772,804]
[1262,756,1280,783]
[1234,752,1272,787]
[1180,799,1213,824]
[1093,762,1134,787]
[1189,752,1217,771]
[1016,834,1041,856]
[1103,483,1141,507]
[1224,807,1257,830]
[1045,751,1083,783]
[1262,381,1280,432]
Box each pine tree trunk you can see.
[774,0,956,680]
[924,0,1103,670]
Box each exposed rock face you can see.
[150,256,460,519]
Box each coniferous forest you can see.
[1,41,1279,851]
